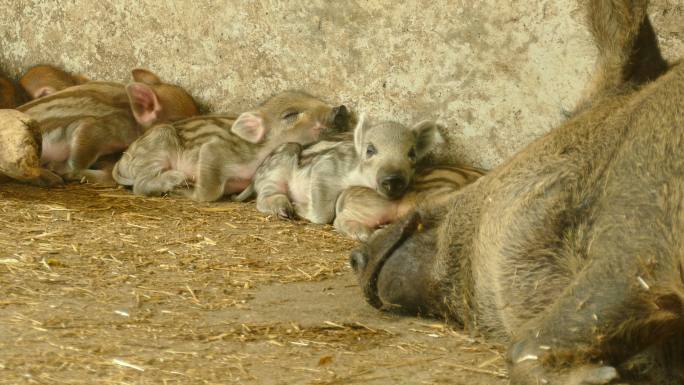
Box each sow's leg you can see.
[508,65,684,385]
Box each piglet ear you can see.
[353,113,366,156]
[34,86,58,99]
[411,120,445,159]
[231,111,267,143]
[73,74,89,84]
[131,68,161,85]
[126,82,162,126]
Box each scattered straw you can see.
[0,183,506,384]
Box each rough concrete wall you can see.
[1,0,682,169]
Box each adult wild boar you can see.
[352,1,683,384]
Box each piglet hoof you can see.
[334,219,374,242]
[168,187,195,200]
[354,231,371,242]
[65,169,114,185]
[351,225,376,242]
[29,168,64,187]
[273,199,295,219]
[259,194,295,220]
[277,206,294,219]
[347,225,373,242]
[160,170,189,191]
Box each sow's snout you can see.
[351,211,422,309]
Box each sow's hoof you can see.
[509,358,619,385]
[0,109,42,182]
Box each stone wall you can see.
[1,0,682,168]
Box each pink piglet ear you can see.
[126,82,162,126]
[131,68,161,85]
[411,120,445,160]
[231,111,268,143]
[34,86,58,99]
[72,74,89,84]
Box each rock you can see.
[0,109,42,182]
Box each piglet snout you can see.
[331,105,349,128]
[379,174,407,199]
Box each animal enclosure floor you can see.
[0,183,506,385]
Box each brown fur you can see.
[353,1,684,384]
[336,164,485,240]
[15,69,198,185]
[20,64,89,100]
[113,91,353,201]
[0,73,26,109]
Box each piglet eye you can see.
[408,148,416,162]
[366,144,377,158]
[282,111,300,121]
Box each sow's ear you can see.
[411,120,445,159]
[131,68,162,85]
[231,111,268,143]
[126,82,162,126]
[353,113,367,157]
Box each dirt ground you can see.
[0,182,506,385]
